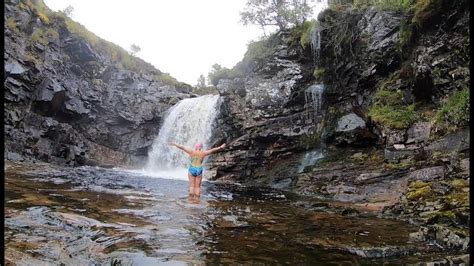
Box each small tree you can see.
[61,5,74,17]
[129,44,141,56]
[208,64,231,86]
[240,0,313,35]
[196,74,207,88]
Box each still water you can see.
[4,161,457,265]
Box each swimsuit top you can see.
[190,155,203,168]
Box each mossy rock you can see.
[409,181,430,190]
[426,210,458,224]
[445,191,469,208]
[449,179,469,190]
[406,181,431,200]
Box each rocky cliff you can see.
[5,0,191,167]
[208,0,469,248]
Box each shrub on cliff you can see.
[434,87,469,131]
[290,20,316,49]
[368,86,417,129]
[351,0,415,11]
[244,34,278,62]
[17,0,163,77]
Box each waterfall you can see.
[304,83,325,121]
[142,95,220,179]
[310,23,322,67]
[300,84,325,173]
[297,150,324,173]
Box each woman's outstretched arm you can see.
[204,143,226,156]
[169,142,193,155]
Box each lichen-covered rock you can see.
[406,121,431,144]
[408,166,445,182]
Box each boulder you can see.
[406,121,431,144]
[384,128,406,145]
[334,113,378,146]
[426,129,469,153]
[408,166,445,182]
[384,146,420,162]
[217,78,246,97]
[5,61,27,76]
[336,113,366,132]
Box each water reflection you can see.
[4,162,463,265]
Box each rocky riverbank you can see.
[4,0,469,256]
[206,0,470,252]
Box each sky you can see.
[43,0,328,86]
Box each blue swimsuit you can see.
[189,156,203,177]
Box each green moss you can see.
[313,68,325,81]
[18,2,28,10]
[64,16,100,47]
[153,73,189,88]
[409,180,430,190]
[412,0,442,27]
[37,11,50,24]
[398,21,414,59]
[384,159,415,170]
[406,185,431,200]
[30,28,48,45]
[44,28,59,41]
[369,103,416,129]
[351,152,368,161]
[445,191,469,208]
[369,85,417,129]
[352,0,415,11]
[450,179,469,189]
[434,88,469,131]
[296,20,316,49]
[426,210,458,224]
[6,17,18,32]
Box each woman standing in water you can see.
[169,142,226,198]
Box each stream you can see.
[4,161,459,265]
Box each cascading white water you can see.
[300,84,325,172]
[304,83,325,120]
[141,94,220,180]
[310,23,322,67]
[297,150,324,173]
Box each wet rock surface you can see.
[4,1,191,167]
[4,161,468,264]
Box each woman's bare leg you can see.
[188,174,195,197]
[194,175,202,197]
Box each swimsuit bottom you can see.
[189,165,203,177]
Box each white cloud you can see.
[43,0,328,85]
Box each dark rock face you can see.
[208,2,469,239]
[4,1,190,167]
[209,2,469,188]
[207,31,318,181]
